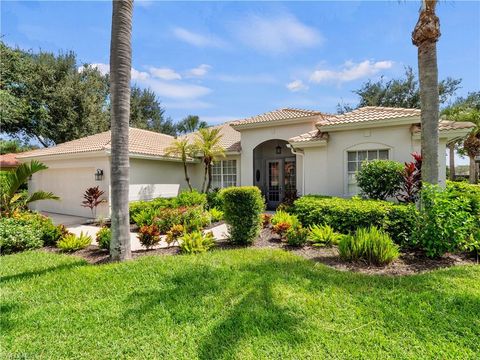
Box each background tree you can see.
[130,85,176,135]
[176,115,208,134]
[0,139,37,154]
[109,0,133,261]
[165,138,195,191]
[412,0,441,185]
[194,127,225,193]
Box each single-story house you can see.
[18,106,475,217]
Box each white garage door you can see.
[35,167,98,217]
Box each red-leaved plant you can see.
[397,152,422,203]
[81,186,106,218]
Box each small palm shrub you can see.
[209,208,224,223]
[309,224,342,247]
[0,217,43,254]
[221,187,264,245]
[285,226,308,247]
[356,160,403,200]
[57,232,92,252]
[338,227,399,266]
[95,227,111,250]
[179,231,215,254]
[166,224,184,247]
[138,224,161,249]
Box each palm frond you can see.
[5,160,49,197]
[25,191,60,204]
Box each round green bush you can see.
[220,186,265,245]
[0,217,43,254]
[356,160,403,200]
[96,227,111,250]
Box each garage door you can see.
[35,167,98,217]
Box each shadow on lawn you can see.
[0,261,86,283]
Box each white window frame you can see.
[211,159,237,189]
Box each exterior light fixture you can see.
[95,169,104,181]
[276,145,282,155]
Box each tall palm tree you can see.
[165,138,195,191]
[0,160,59,216]
[109,0,133,261]
[194,127,225,193]
[177,115,208,134]
[412,0,441,184]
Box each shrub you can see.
[338,227,399,266]
[173,190,207,208]
[81,186,106,217]
[271,211,300,228]
[96,227,111,250]
[221,186,265,245]
[261,214,272,228]
[154,206,210,234]
[415,184,476,258]
[308,224,342,247]
[291,196,418,246]
[285,226,308,247]
[166,224,184,247]
[57,232,92,252]
[206,188,223,210]
[132,208,158,227]
[179,231,215,254]
[446,181,480,215]
[138,224,161,249]
[12,212,65,246]
[0,217,43,254]
[397,153,422,203]
[129,197,173,223]
[272,222,292,237]
[356,160,403,200]
[209,208,224,223]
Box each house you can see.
[17,106,474,216]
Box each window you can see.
[347,149,389,194]
[211,160,237,188]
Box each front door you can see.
[266,160,282,209]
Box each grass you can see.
[1,249,479,359]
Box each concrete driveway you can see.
[42,212,91,227]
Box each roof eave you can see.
[231,115,320,131]
[411,128,474,141]
[288,139,328,149]
[17,149,108,161]
[317,116,420,132]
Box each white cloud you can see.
[200,115,242,124]
[149,67,182,80]
[164,100,213,110]
[286,80,308,92]
[235,14,323,54]
[216,74,277,84]
[145,80,211,99]
[81,63,150,81]
[172,27,226,48]
[186,64,212,77]
[131,68,150,81]
[310,60,394,83]
[82,63,109,76]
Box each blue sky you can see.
[2,0,479,127]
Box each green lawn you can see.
[1,250,479,359]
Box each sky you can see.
[2,1,479,162]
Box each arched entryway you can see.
[253,139,296,209]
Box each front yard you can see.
[1,249,479,359]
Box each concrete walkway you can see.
[42,212,229,251]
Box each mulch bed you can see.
[44,227,479,275]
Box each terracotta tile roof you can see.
[289,130,328,143]
[231,108,324,127]
[17,128,176,159]
[411,120,476,133]
[319,106,421,126]
[181,123,241,153]
[0,153,20,168]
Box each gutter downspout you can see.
[286,144,305,196]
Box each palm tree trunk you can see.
[206,164,213,192]
[448,142,456,180]
[109,0,133,261]
[183,162,193,191]
[469,155,477,184]
[412,0,440,185]
[201,164,208,193]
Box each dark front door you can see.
[265,157,296,209]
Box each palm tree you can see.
[176,115,208,134]
[165,138,195,191]
[194,127,225,193]
[0,160,59,216]
[109,0,133,261]
[412,0,441,184]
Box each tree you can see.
[165,138,195,191]
[109,0,133,261]
[337,67,461,114]
[0,139,36,154]
[194,128,225,193]
[412,0,441,185]
[176,115,208,134]
[130,85,176,135]
[0,161,59,216]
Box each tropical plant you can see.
[338,227,399,266]
[12,211,67,246]
[208,208,224,223]
[0,160,59,216]
[109,0,133,261]
[194,127,225,193]
[356,160,403,200]
[0,217,43,254]
[397,152,423,203]
[165,138,195,191]
[285,226,308,247]
[176,115,208,134]
[96,227,111,250]
[308,224,342,247]
[261,213,272,228]
[412,0,441,185]
[165,224,184,247]
[57,232,92,252]
[132,208,157,227]
[138,224,161,249]
[81,186,106,218]
[179,231,215,254]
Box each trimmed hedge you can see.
[220,186,265,245]
[290,196,418,246]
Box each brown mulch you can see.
[44,227,479,275]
